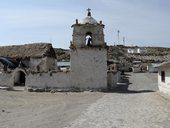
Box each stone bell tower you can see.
[70,9,107,89]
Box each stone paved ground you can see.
[65,73,170,128]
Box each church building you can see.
[0,9,119,91]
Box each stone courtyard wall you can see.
[107,71,121,88]
[25,71,71,89]
[0,68,118,91]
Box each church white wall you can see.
[158,67,170,94]
[25,71,71,89]
[70,48,107,89]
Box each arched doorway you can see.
[14,71,26,86]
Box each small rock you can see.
[28,88,33,92]
[50,90,56,93]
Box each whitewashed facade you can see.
[158,61,170,94]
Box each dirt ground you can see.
[0,91,104,128]
[0,72,170,128]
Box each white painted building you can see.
[127,47,146,54]
[158,61,170,94]
[127,48,140,54]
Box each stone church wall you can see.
[70,48,107,89]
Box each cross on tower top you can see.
[87,8,91,16]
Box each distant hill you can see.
[108,45,170,65]
[54,45,170,63]
[54,48,70,61]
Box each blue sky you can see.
[0,0,170,48]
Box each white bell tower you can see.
[70,9,107,89]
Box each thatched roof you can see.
[0,43,56,59]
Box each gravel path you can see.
[65,73,170,128]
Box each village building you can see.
[158,61,170,94]
[0,43,56,87]
[0,43,56,71]
[0,10,120,91]
[127,47,146,54]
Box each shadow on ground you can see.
[106,73,155,94]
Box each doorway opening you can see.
[14,71,26,86]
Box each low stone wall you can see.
[107,71,120,88]
[0,72,13,87]
[26,71,71,89]
[132,67,141,73]
[1,69,119,91]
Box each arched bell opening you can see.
[85,32,92,46]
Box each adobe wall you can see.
[25,71,71,89]
[45,57,55,71]
[30,57,55,72]
[0,72,13,88]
